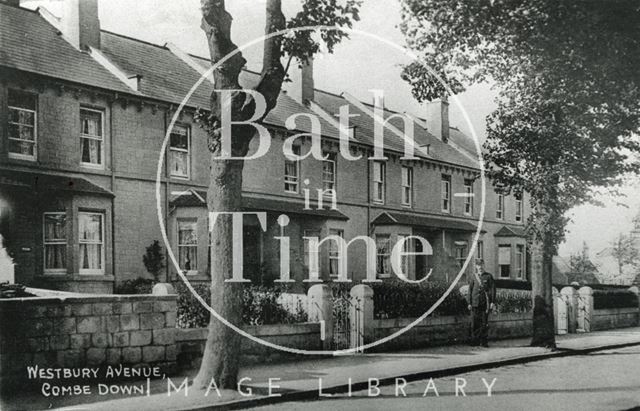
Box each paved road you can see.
[252,345,640,411]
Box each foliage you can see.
[363,280,469,319]
[494,279,532,291]
[593,290,639,310]
[142,240,165,282]
[114,278,155,295]
[400,0,640,249]
[494,291,532,314]
[174,283,308,328]
[283,0,361,69]
[610,233,640,276]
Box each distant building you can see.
[552,256,600,286]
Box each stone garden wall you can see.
[0,292,177,391]
[176,322,322,370]
[592,308,639,331]
[371,312,532,352]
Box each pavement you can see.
[3,327,640,411]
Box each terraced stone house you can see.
[0,0,530,293]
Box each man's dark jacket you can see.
[468,272,496,308]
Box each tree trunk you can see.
[530,237,557,348]
[194,0,286,389]
[193,158,245,389]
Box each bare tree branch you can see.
[256,0,286,116]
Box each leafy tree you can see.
[399,1,640,347]
[610,233,640,278]
[194,0,359,388]
[142,240,165,282]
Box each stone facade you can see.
[0,293,177,391]
[0,2,531,293]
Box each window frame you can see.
[515,244,525,279]
[79,107,105,169]
[496,193,505,220]
[376,234,391,278]
[177,218,199,275]
[303,229,321,269]
[401,166,413,207]
[78,211,105,276]
[328,228,344,278]
[476,240,484,261]
[169,124,191,180]
[372,161,386,204]
[515,195,523,222]
[7,89,37,161]
[322,151,337,192]
[42,212,67,275]
[498,244,511,279]
[284,145,301,193]
[464,179,474,216]
[441,174,451,213]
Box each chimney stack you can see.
[1,0,21,7]
[426,97,450,144]
[62,0,101,51]
[286,57,314,105]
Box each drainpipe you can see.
[367,152,372,236]
[163,108,170,283]
[109,98,116,285]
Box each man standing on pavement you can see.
[468,259,496,347]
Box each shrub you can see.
[174,283,308,328]
[360,280,469,319]
[114,278,155,294]
[593,290,638,310]
[142,240,165,282]
[494,290,532,313]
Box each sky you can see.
[22,0,640,258]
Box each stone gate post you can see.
[350,284,373,351]
[561,286,578,333]
[628,286,640,326]
[577,286,593,333]
[308,284,333,350]
[552,287,559,333]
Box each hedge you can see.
[173,282,308,328]
[593,290,639,310]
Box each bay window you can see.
[178,219,198,273]
[376,234,391,277]
[328,229,344,278]
[43,212,67,273]
[79,212,104,275]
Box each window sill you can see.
[377,274,391,279]
[8,154,37,162]
[81,163,105,170]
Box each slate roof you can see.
[0,2,479,170]
[372,211,481,232]
[0,169,114,197]
[313,90,478,168]
[0,4,134,94]
[170,190,348,220]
